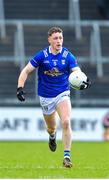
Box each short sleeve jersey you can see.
[30,46,78,97]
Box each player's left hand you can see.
[80,78,91,90]
[17,87,25,101]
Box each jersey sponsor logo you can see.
[44,67,63,76]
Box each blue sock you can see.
[64,150,70,159]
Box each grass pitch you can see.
[0,141,109,178]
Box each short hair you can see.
[48,27,63,37]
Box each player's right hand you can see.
[17,87,25,101]
[80,78,91,90]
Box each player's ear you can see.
[48,37,51,44]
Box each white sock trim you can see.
[64,156,70,159]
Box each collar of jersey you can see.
[49,46,62,55]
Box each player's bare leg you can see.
[44,112,57,152]
[103,128,109,141]
[56,99,72,168]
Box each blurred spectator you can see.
[96,0,109,19]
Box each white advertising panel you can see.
[0,107,108,141]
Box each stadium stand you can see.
[0,61,19,99]
[4,0,68,20]
[0,0,109,107]
[101,26,109,56]
[4,0,109,20]
[80,0,109,20]
[0,61,36,104]
[80,0,102,20]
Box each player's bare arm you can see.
[17,62,35,88]
[17,62,35,101]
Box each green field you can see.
[0,141,109,179]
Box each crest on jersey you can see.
[62,59,65,65]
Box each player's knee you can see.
[61,119,70,129]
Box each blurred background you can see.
[0,0,109,141]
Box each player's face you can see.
[48,32,63,53]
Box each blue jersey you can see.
[30,46,78,97]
